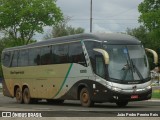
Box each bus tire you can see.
[23,88,31,104]
[116,101,128,107]
[15,87,23,104]
[80,88,94,107]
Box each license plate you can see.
[131,95,138,99]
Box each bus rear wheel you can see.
[23,88,31,104]
[116,101,128,107]
[80,88,94,107]
[15,87,23,104]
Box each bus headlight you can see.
[146,85,151,90]
[112,87,122,92]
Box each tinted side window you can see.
[29,48,41,66]
[84,41,101,51]
[40,46,52,65]
[53,44,69,64]
[2,52,11,67]
[11,51,19,67]
[18,50,28,67]
[84,41,102,72]
[69,42,86,66]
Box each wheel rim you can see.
[24,92,28,101]
[82,91,89,103]
[16,90,21,102]
[23,90,30,103]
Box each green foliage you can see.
[126,26,159,69]
[126,26,149,47]
[138,0,160,68]
[0,0,63,44]
[138,0,160,47]
[138,0,160,32]
[46,18,85,38]
[126,26,160,50]
[152,90,160,99]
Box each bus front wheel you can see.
[15,87,23,104]
[116,101,128,107]
[80,88,94,107]
[23,88,31,104]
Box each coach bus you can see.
[1,33,158,107]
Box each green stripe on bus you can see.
[54,63,73,98]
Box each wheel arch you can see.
[22,84,29,93]
[77,83,89,100]
[14,85,20,97]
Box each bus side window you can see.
[84,41,102,71]
[69,42,86,66]
[95,55,105,78]
[18,50,28,67]
[40,46,52,65]
[84,41,102,51]
[53,44,69,64]
[11,51,19,67]
[29,48,41,66]
[2,52,11,67]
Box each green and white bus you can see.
[1,33,158,107]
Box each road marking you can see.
[35,108,53,110]
[67,109,89,111]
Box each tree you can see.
[46,17,85,38]
[0,36,36,78]
[126,26,158,69]
[138,0,160,67]
[0,0,63,45]
[126,26,146,40]
[138,0,160,43]
[126,26,152,48]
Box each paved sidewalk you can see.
[149,98,160,102]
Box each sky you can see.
[35,0,144,40]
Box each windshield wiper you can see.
[130,59,144,80]
[121,58,133,80]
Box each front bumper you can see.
[91,83,152,102]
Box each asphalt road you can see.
[0,92,160,117]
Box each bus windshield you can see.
[103,44,150,81]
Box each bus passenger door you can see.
[93,49,110,80]
[95,55,106,79]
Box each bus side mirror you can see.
[93,48,109,64]
[145,48,158,67]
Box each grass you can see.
[152,90,160,99]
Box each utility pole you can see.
[90,0,93,33]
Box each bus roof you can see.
[3,33,141,51]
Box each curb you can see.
[147,99,160,102]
